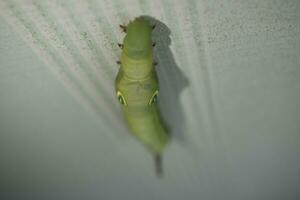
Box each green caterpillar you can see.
[115,17,169,176]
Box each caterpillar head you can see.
[120,17,154,80]
[123,17,152,59]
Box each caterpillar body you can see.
[115,17,169,176]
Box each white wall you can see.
[1,0,300,199]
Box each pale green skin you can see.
[115,18,169,155]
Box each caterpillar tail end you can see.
[154,153,163,178]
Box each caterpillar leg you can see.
[154,61,158,66]
[152,25,156,30]
[116,60,121,65]
[119,25,127,33]
[118,43,124,49]
[152,42,156,47]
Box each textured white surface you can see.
[1,0,300,199]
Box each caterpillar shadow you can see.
[142,16,189,146]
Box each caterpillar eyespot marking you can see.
[117,91,127,106]
[149,90,158,105]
